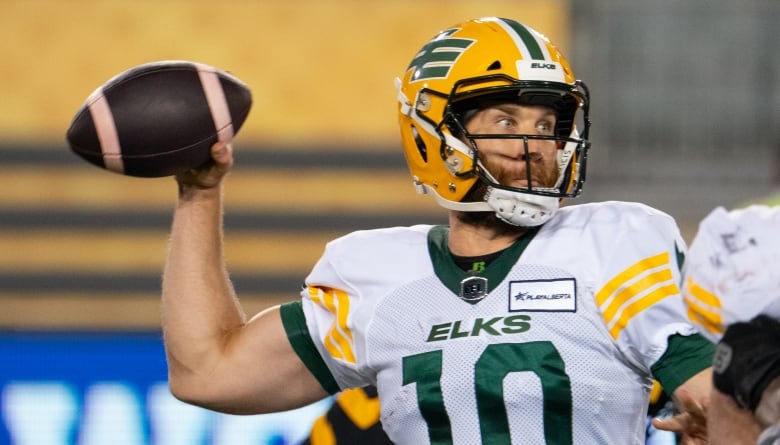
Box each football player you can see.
[162,17,713,444]
[682,205,780,444]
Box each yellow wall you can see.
[2,0,570,146]
[1,1,571,329]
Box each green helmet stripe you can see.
[502,19,546,60]
[407,29,475,81]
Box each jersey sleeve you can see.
[592,203,706,376]
[650,333,714,394]
[281,226,434,392]
[292,242,372,392]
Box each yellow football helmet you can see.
[396,17,590,226]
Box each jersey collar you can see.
[427,225,539,304]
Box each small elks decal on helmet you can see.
[408,29,475,82]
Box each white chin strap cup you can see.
[418,183,559,227]
[485,187,560,227]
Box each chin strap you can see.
[484,186,560,226]
[417,182,559,227]
[416,183,492,212]
[477,161,561,227]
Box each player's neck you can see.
[447,211,529,257]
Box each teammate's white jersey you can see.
[281,201,711,444]
[683,205,780,342]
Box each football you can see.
[66,60,252,177]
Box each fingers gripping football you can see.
[175,141,234,191]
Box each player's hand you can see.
[175,141,234,192]
[651,389,708,444]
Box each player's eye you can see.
[497,118,514,129]
[537,120,554,134]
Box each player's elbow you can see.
[167,372,267,415]
[167,373,213,409]
[166,368,233,411]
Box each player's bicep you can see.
[189,304,330,415]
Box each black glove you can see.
[713,315,780,411]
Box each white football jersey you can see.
[281,201,710,444]
[683,205,780,342]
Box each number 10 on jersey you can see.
[402,341,573,444]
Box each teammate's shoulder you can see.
[711,204,780,226]
[694,204,780,248]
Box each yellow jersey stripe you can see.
[685,277,722,308]
[601,268,674,323]
[686,306,724,336]
[595,252,681,339]
[307,287,343,361]
[332,288,356,364]
[683,277,723,335]
[609,283,679,339]
[307,286,356,364]
[594,252,669,306]
[322,334,343,362]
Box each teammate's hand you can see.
[175,141,234,192]
[756,376,780,428]
[651,389,708,444]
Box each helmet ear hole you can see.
[487,60,502,71]
[411,124,428,162]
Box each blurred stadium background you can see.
[0,0,777,444]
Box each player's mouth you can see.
[508,177,543,189]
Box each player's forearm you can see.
[161,184,247,398]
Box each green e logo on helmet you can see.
[407,29,475,82]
